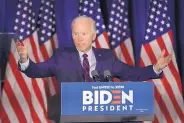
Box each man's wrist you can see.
[19,58,30,71]
[153,64,162,75]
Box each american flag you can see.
[79,0,110,49]
[140,0,184,122]
[107,0,134,66]
[0,0,58,122]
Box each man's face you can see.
[72,18,96,53]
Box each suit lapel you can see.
[70,48,84,81]
[93,47,103,75]
[69,47,103,81]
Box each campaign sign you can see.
[61,82,154,116]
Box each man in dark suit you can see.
[16,16,172,123]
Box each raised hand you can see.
[154,49,172,72]
[15,39,28,63]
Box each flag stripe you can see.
[150,37,184,114]
[43,42,58,96]
[120,41,134,65]
[29,35,49,118]
[3,78,27,123]
[30,33,58,122]
[154,101,166,123]
[97,33,110,48]
[140,47,174,122]
[51,77,59,93]
[142,0,184,121]
[47,77,56,96]
[51,37,56,50]
[39,39,58,96]
[33,32,58,97]
[2,80,21,123]
[32,79,48,122]
[157,33,182,94]
[102,32,110,48]
[150,38,183,106]
[141,59,173,122]
[144,43,181,122]
[0,103,11,123]
[9,51,42,122]
[167,31,178,70]
[141,42,183,122]
[123,38,135,64]
[53,34,59,49]
[28,35,52,123]
[93,40,100,48]
[155,37,184,120]
[114,45,125,62]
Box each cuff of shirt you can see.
[153,65,162,75]
[19,58,30,71]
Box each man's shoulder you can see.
[54,47,77,54]
[93,48,115,59]
[54,47,113,56]
[93,48,113,54]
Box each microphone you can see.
[91,70,100,82]
[104,70,113,82]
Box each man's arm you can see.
[111,50,171,81]
[18,56,56,78]
[16,39,57,78]
[112,59,161,81]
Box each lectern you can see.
[60,82,154,123]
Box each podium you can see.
[60,82,154,122]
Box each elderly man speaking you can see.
[16,16,172,123]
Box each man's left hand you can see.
[154,49,172,73]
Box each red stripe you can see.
[0,97,11,123]
[51,77,59,93]
[168,30,174,45]
[156,36,184,120]
[143,44,174,122]
[158,33,183,94]
[102,32,110,48]
[29,37,48,107]
[30,36,49,122]
[9,51,42,122]
[29,36,41,63]
[140,58,144,67]
[153,115,159,123]
[161,75,184,120]
[39,38,58,97]
[120,43,134,66]
[113,50,118,58]
[40,44,50,59]
[3,79,27,123]
[32,79,47,122]
[140,57,171,123]
[154,82,173,122]
[94,39,101,48]
[51,38,56,50]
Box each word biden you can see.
[82,90,134,112]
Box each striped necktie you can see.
[82,54,92,82]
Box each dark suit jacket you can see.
[19,47,161,122]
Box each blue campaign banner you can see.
[61,82,154,116]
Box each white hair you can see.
[71,15,96,32]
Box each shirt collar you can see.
[77,47,93,60]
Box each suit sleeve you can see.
[111,52,162,81]
[18,49,59,78]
